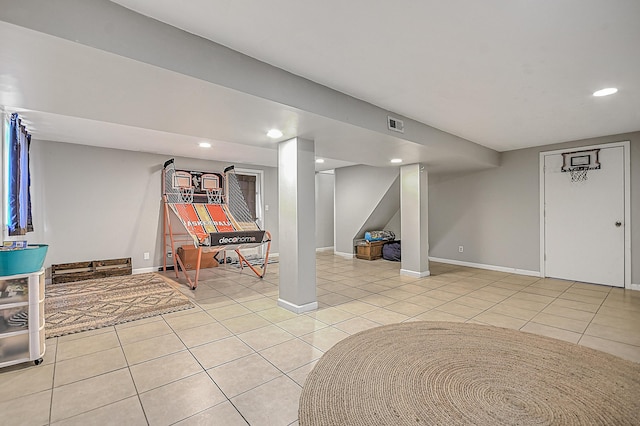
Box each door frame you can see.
[235,167,265,257]
[539,141,631,288]
[234,168,264,228]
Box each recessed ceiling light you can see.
[267,129,283,138]
[390,158,402,164]
[199,142,211,148]
[315,158,325,164]
[593,87,618,97]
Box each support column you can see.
[277,137,318,313]
[400,163,430,277]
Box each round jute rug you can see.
[299,321,640,425]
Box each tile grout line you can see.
[158,311,250,426]
[575,285,614,347]
[47,338,59,426]
[190,296,307,425]
[517,280,580,339]
[50,326,151,425]
[115,327,151,426]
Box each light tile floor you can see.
[2,252,639,425]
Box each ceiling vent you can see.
[387,116,404,133]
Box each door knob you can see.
[615,221,622,227]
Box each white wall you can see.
[384,209,401,239]
[429,148,539,271]
[334,165,400,254]
[315,172,334,249]
[27,140,279,271]
[429,131,640,283]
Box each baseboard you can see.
[629,283,640,291]
[400,269,431,278]
[133,267,159,274]
[428,257,540,277]
[277,298,318,313]
[316,246,334,252]
[334,251,354,259]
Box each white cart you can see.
[0,269,45,368]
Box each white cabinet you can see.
[0,269,45,368]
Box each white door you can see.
[544,146,625,287]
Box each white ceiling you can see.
[112,0,640,151]
[1,1,638,173]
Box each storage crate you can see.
[51,257,131,284]
[355,240,387,261]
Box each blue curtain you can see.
[7,113,33,236]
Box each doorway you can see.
[539,141,630,288]
[236,174,257,221]
[235,168,264,258]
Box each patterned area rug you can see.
[45,273,193,338]
[299,321,640,426]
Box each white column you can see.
[400,163,430,277]
[277,137,318,313]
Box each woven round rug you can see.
[299,321,640,425]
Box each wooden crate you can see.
[177,246,219,270]
[51,257,132,284]
[355,240,387,261]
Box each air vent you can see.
[387,116,404,133]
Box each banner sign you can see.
[209,231,265,246]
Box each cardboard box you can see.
[2,241,28,250]
[177,246,219,270]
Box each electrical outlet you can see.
[458,246,464,253]
[167,251,173,258]
[143,252,150,260]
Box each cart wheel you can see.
[34,358,43,365]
